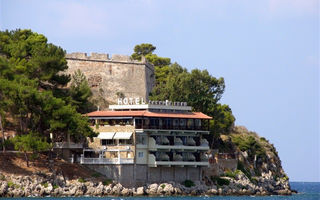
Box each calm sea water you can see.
[0,182,319,200]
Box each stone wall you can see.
[65,52,155,109]
[204,155,238,177]
[85,164,203,187]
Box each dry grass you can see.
[0,152,103,180]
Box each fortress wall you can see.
[65,53,155,107]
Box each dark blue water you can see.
[0,182,319,200]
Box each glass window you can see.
[101,139,115,145]
[195,119,201,126]
[180,119,186,126]
[138,152,144,158]
[137,135,146,145]
[101,139,107,146]
[119,139,132,145]
[107,140,115,145]
[174,119,179,126]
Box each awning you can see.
[113,132,133,139]
[97,132,115,139]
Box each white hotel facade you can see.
[77,99,212,186]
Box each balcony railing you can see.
[148,154,209,167]
[148,137,209,151]
[80,157,134,164]
[135,125,207,131]
[53,142,83,149]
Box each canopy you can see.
[113,132,133,139]
[97,132,115,139]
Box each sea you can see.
[0,182,319,200]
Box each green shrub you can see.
[183,180,195,188]
[231,134,266,161]
[224,169,242,179]
[211,176,230,186]
[7,181,15,188]
[161,184,165,189]
[210,176,230,186]
[254,168,261,176]
[251,177,258,185]
[41,182,48,188]
[217,178,230,186]
[53,184,59,189]
[237,161,252,180]
[91,172,101,178]
[224,170,236,179]
[78,178,86,183]
[260,137,267,142]
[0,174,6,181]
[102,179,112,186]
[281,175,289,181]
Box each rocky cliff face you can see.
[203,126,293,195]
[0,172,293,197]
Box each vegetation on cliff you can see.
[217,126,288,182]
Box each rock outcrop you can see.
[0,172,293,197]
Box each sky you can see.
[0,0,319,182]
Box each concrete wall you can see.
[135,149,148,164]
[85,164,203,187]
[204,158,238,177]
[66,53,155,108]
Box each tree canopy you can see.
[69,69,95,114]
[132,43,235,135]
[0,29,96,150]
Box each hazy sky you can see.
[1,0,319,182]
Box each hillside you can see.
[0,152,104,180]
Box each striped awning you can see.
[113,132,133,139]
[97,132,115,139]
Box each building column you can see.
[117,150,121,164]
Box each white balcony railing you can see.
[53,142,83,149]
[148,154,209,167]
[148,137,209,151]
[80,157,134,164]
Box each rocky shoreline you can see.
[0,171,294,197]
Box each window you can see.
[101,139,107,146]
[101,139,115,145]
[138,152,144,158]
[119,139,132,145]
[174,119,179,126]
[107,140,115,145]
[137,135,146,145]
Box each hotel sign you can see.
[118,97,146,105]
[117,97,187,107]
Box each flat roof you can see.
[85,110,212,119]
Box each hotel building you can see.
[81,99,212,186]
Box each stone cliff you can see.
[203,126,293,195]
[66,52,155,109]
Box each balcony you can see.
[148,154,209,167]
[53,142,83,149]
[80,157,134,164]
[148,137,209,151]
